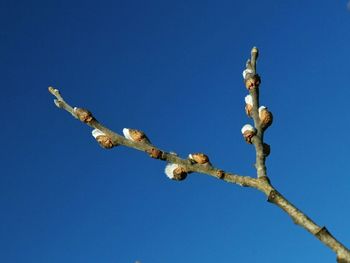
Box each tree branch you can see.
[48,47,350,262]
[48,87,256,188]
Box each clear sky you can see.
[1,1,350,262]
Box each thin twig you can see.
[48,86,256,188]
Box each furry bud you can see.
[92,129,115,149]
[165,163,187,181]
[259,106,273,130]
[242,68,254,80]
[245,94,253,117]
[146,148,163,159]
[74,107,94,123]
[123,128,151,144]
[188,153,209,164]
[245,75,261,90]
[241,124,256,144]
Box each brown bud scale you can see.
[243,130,256,144]
[129,129,151,144]
[147,148,162,159]
[245,75,261,90]
[260,109,273,130]
[189,153,209,164]
[173,167,187,181]
[96,135,114,149]
[216,170,225,179]
[75,108,94,123]
[245,104,253,117]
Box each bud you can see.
[48,86,60,96]
[245,94,253,117]
[241,124,256,144]
[216,170,225,179]
[242,68,254,80]
[146,148,163,159]
[251,46,259,60]
[123,128,151,144]
[48,86,58,93]
[259,106,273,130]
[92,129,115,149]
[188,153,209,164]
[54,99,63,108]
[263,143,271,157]
[245,75,261,90]
[74,107,94,123]
[165,163,187,181]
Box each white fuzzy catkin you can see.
[259,106,267,118]
[245,95,253,106]
[241,124,255,134]
[122,128,133,140]
[258,106,266,112]
[165,163,179,179]
[242,68,253,79]
[92,129,105,138]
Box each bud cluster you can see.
[241,47,273,157]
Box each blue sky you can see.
[1,1,350,262]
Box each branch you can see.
[48,87,256,188]
[48,47,350,262]
[242,48,350,262]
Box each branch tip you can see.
[48,86,58,94]
[251,47,259,63]
[251,46,259,55]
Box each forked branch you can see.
[48,47,350,262]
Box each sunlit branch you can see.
[48,47,350,262]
